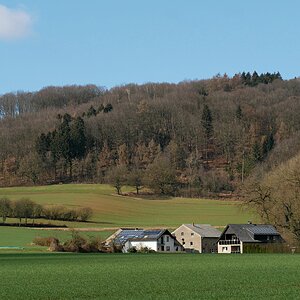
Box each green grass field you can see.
[0,184,255,228]
[0,184,256,249]
[0,227,113,250]
[0,253,299,299]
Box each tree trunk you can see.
[69,161,73,180]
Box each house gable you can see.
[107,228,183,253]
[218,224,283,254]
[218,224,282,243]
[172,224,220,253]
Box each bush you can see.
[63,232,87,252]
[78,207,93,222]
[243,243,300,254]
[128,247,137,253]
[43,206,93,222]
[33,236,56,247]
[33,232,105,253]
[81,236,103,252]
[128,246,155,253]
[138,246,155,253]
[49,238,64,252]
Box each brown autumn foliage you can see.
[243,153,300,243]
[1,74,300,197]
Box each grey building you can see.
[172,224,221,253]
[217,224,283,254]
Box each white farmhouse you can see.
[105,228,183,253]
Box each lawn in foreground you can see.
[0,184,255,228]
[0,253,299,299]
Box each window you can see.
[191,232,194,236]
[166,236,169,242]
[181,232,184,236]
[161,237,164,244]
[222,247,228,252]
[190,242,193,246]
[166,246,170,251]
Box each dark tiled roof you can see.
[220,224,281,243]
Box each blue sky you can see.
[0,0,300,94]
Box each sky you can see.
[0,0,300,94]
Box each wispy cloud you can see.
[0,4,33,40]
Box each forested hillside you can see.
[1,72,299,196]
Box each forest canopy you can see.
[1,72,299,197]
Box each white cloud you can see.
[0,4,33,40]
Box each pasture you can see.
[0,184,256,249]
[0,253,299,299]
[0,184,255,228]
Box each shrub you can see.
[33,236,56,247]
[128,246,155,253]
[63,232,87,252]
[49,238,64,252]
[128,247,137,253]
[78,207,93,222]
[81,236,104,252]
[138,246,155,253]
[243,243,300,254]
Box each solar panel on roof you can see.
[114,229,164,244]
[247,225,279,235]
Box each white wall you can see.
[217,243,242,254]
[159,234,182,252]
[123,234,182,253]
[218,244,232,254]
[129,240,158,252]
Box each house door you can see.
[161,246,164,251]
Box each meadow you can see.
[0,184,255,228]
[0,184,256,249]
[0,253,299,299]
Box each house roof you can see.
[112,229,170,245]
[219,224,281,243]
[181,224,221,238]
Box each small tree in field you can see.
[0,197,11,223]
[13,198,35,225]
[31,203,43,225]
[145,156,178,195]
[107,166,127,195]
[127,168,144,195]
